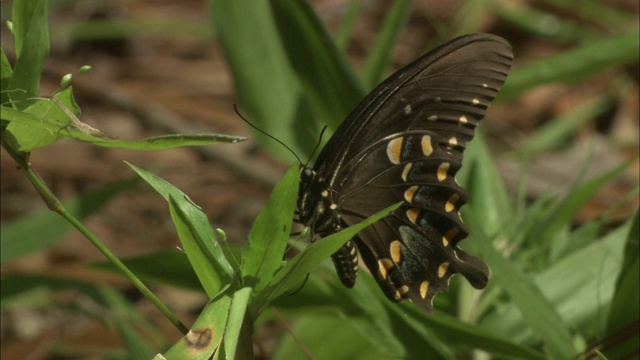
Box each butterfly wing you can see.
[306,33,513,312]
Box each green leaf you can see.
[388,303,547,360]
[128,163,234,297]
[2,94,246,151]
[90,249,203,291]
[480,220,630,347]
[360,0,410,87]
[500,31,640,100]
[1,48,13,106]
[269,0,366,131]
[5,88,78,150]
[466,210,578,359]
[8,0,50,109]
[525,160,632,249]
[251,202,402,315]
[98,286,158,359]
[461,133,513,238]
[274,315,397,360]
[604,211,639,360]
[520,96,613,155]
[209,0,317,160]
[161,293,233,360]
[219,287,253,360]
[241,164,299,294]
[495,3,593,41]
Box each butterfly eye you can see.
[300,168,314,183]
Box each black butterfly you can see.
[297,33,513,312]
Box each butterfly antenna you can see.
[305,125,328,169]
[233,104,303,164]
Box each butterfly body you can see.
[297,33,513,312]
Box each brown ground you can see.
[1,0,638,358]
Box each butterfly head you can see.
[297,165,342,237]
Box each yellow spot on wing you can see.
[406,208,420,224]
[445,193,459,212]
[442,228,459,247]
[386,137,403,164]
[398,285,410,296]
[447,137,458,150]
[459,115,468,124]
[437,162,450,181]
[390,240,402,263]
[438,262,450,278]
[404,104,412,114]
[420,281,429,299]
[404,186,418,203]
[401,163,412,182]
[421,135,433,156]
[378,258,394,280]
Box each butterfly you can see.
[296,33,513,312]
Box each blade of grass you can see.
[525,160,632,250]
[519,96,613,155]
[460,133,513,238]
[269,0,367,131]
[161,293,233,360]
[604,211,639,360]
[480,218,630,344]
[1,48,13,105]
[500,31,639,101]
[251,202,402,315]
[334,0,361,50]
[466,209,578,359]
[209,0,317,159]
[128,163,234,297]
[2,100,246,151]
[241,163,298,294]
[8,0,50,109]
[360,0,410,87]
[99,286,158,359]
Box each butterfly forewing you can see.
[298,33,513,312]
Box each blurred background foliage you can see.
[1,0,638,359]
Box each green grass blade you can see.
[161,293,233,360]
[241,164,298,294]
[391,304,547,359]
[269,0,366,131]
[90,250,203,291]
[251,202,402,315]
[500,31,639,101]
[461,133,513,237]
[360,0,410,87]
[274,315,398,360]
[209,0,317,159]
[466,210,578,359]
[604,211,639,360]
[520,96,613,155]
[525,160,632,251]
[2,96,245,151]
[98,286,158,359]
[1,48,13,105]
[128,163,234,297]
[481,220,629,345]
[8,0,50,109]
[334,0,361,49]
[495,3,593,41]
